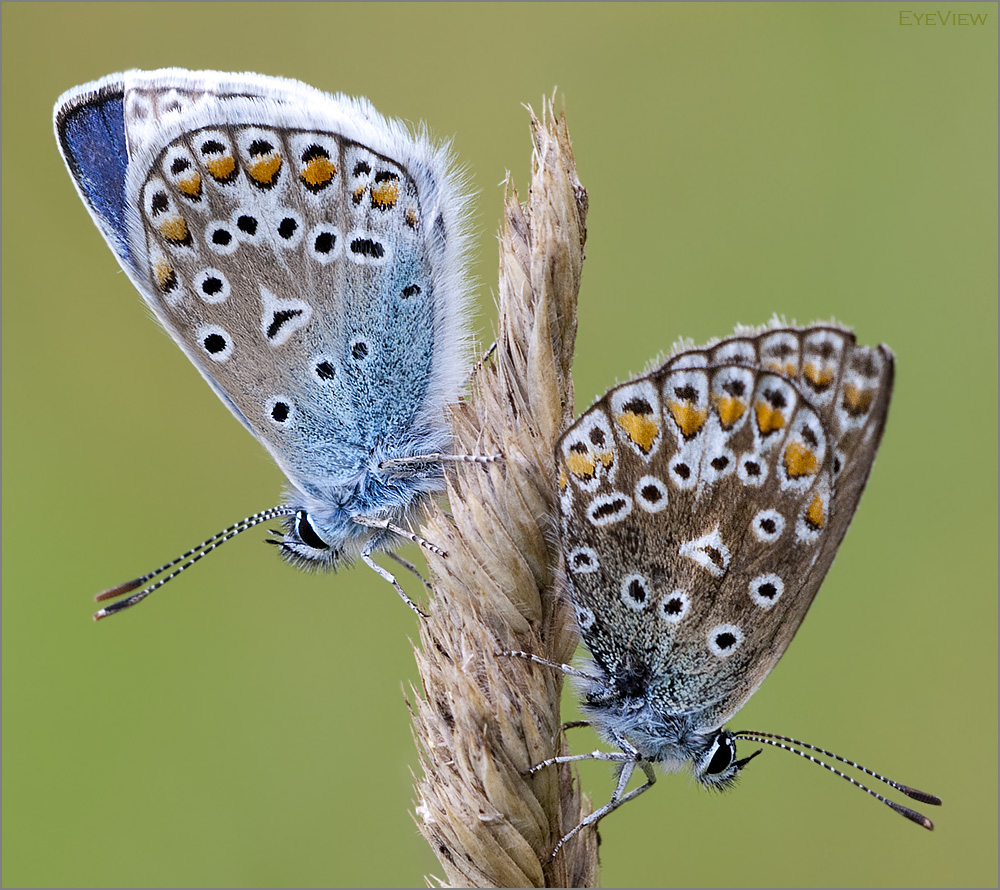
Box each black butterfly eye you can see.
[294,511,329,550]
[705,734,735,774]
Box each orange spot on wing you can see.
[616,411,659,453]
[565,451,596,479]
[152,260,174,287]
[206,155,236,180]
[667,401,707,438]
[784,441,819,477]
[177,172,202,198]
[755,401,785,434]
[301,156,337,187]
[803,361,834,389]
[715,395,745,429]
[842,383,875,416]
[371,179,400,209]
[767,359,797,376]
[805,493,826,529]
[249,154,282,185]
[158,216,188,243]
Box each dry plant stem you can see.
[410,99,598,888]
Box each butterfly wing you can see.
[558,324,893,729]
[54,70,473,501]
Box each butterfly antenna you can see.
[733,730,941,829]
[93,507,296,620]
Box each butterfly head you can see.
[270,504,394,569]
[692,730,762,790]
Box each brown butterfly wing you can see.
[557,325,893,729]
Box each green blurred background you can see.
[3,3,996,887]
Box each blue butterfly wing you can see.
[54,70,473,516]
[55,83,133,267]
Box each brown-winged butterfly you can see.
[515,321,940,859]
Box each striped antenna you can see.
[93,507,296,620]
[733,730,942,829]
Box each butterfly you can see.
[54,69,474,618]
[516,323,940,858]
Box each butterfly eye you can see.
[696,732,762,789]
[294,511,330,551]
[703,734,736,775]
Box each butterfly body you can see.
[557,323,894,787]
[55,70,472,586]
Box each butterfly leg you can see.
[524,735,655,862]
[527,746,631,775]
[353,515,447,558]
[497,649,604,683]
[545,748,656,863]
[380,452,502,469]
[386,550,434,598]
[360,553,428,618]
[498,651,601,742]
[466,339,498,386]
[355,514,448,617]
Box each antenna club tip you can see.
[95,578,144,602]
[922,817,934,831]
[93,609,109,622]
[900,785,943,806]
